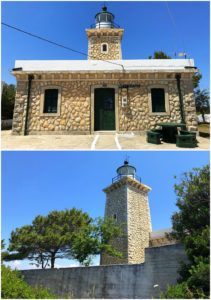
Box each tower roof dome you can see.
[116,160,137,177]
[112,160,141,183]
[94,5,116,29]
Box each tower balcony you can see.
[112,173,141,184]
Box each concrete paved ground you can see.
[1,130,210,150]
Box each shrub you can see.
[1,265,55,299]
[161,282,206,299]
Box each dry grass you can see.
[198,123,210,133]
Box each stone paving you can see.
[1,130,209,151]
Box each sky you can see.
[2,150,209,269]
[1,1,210,90]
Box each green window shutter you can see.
[43,89,58,113]
[151,88,166,112]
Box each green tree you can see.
[192,72,202,89]
[1,265,55,299]
[148,51,171,59]
[7,209,123,268]
[8,209,92,268]
[71,217,123,266]
[1,240,9,262]
[162,165,210,299]
[194,89,210,122]
[1,83,16,119]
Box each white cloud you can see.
[54,261,80,269]
[4,256,100,270]
[13,260,21,269]
[5,260,21,270]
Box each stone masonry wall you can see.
[12,72,197,135]
[12,80,28,135]
[87,36,122,60]
[149,237,176,247]
[101,184,128,264]
[21,244,188,299]
[86,29,123,60]
[127,185,151,264]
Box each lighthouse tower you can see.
[101,160,152,265]
[86,6,124,60]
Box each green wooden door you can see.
[94,88,115,131]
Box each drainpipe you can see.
[175,73,186,126]
[24,74,34,135]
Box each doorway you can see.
[94,88,115,131]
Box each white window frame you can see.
[148,85,170,115]
[40,86,62,116]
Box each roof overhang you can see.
[12,59,197,75]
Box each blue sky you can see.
[2,150,209,269]
[2,1,210,90]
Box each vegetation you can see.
[192,72,210,124]
[192,72,202,89]
[1,241,56,299]
[1,83,16,120]
[195,89,210,123]
[6,208,122,268]
[1,240,10,262]
[71,217,122,265]
[198,123,209,134]
[162,165,210,299]
[148,51,171,59]
[1,265,56,299]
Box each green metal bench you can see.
[176,134,197,148]
[147,131,161,144]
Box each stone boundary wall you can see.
[21,244,187,299]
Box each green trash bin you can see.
[147,131,161,144]
[176,134,197,148]
[151,129,163,138]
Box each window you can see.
[151,88,166,113]
[101,43,108,53]
[100,14,107,22]
[43,89,58,113]
[113,214,117,221]
[102,44,107,52]
[107,14,112,22]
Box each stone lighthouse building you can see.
[101,160,152,265]
[12,5,197,135]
